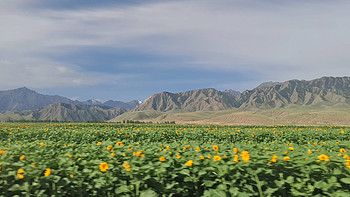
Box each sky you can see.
[1,0,350,102]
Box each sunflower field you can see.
[0,123,350,196]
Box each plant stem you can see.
[254,174,264,197]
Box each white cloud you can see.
[0,58,136,89]
[0,58,96,88]
[1,0,350,89]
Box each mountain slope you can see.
[0,103,128,122]
[237,77,350,108]
[254,81,282,90]
[134,88,238,112]
[0,87,76,112]
[36,103,128,122]
[133,77,350,112]
[103,100,141,110]
[0,87,141,112]
[223,89,241,97]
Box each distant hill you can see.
[36,103,128,122]
[0,87,140,112]
[254,81,282,90]
[80,99,104,106]
[0,87,138,122]
[223,89,241,97]
[0,87,77,112]
[134,88,238,112]
[103,100,141,110]
[80,99,140,110]
[0,103,128,122]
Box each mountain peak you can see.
[0,87,75,112]
[13,87,35,92]
[134,88,237,112]
[254,81,282,90]
[224,89,241,97]
[237,76,350,108]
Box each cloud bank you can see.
[1,0,350,91]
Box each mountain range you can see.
[1,76,350,124]
[113,76,350,125]
[133,76,350,112]
[0,87,140,112]
[134,88,237,112]
[0,103,127,122]
[0,87,140,122]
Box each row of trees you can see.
[1,119,176,124]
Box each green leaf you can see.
[165,182,178,190]
[340,178,350,184]
[314,181,328,189]
[228,187,239,195]
[333,169,342,175]
[328,176,337,184]
[198,170,207,177]
[333,190,350,197]
[140,190,158,197]
[180,169,190,176]
[203,180,217,187]
[8,184,22,191]
[274,180,284,188]
[203,189,227,197]
[216,184,227,191]
[265,187,279,195]
[286,176,294,184]
[115,185,131,194]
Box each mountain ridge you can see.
[2,76,350,123]
[134,88,238,112]
[0,87,77,112]
[0,87,141,112]
[0,103,128,122]
[236,76,350,108]
[134,76,350,112]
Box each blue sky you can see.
[1,0,350,102]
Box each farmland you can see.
[0,123,350,196]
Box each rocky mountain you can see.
[0,87,77,112]
[2,76,350,122]
[0,87,141,112]
[71,99,141,110]
[36,103,128,122]
[0,103,128,122]
[81,99,104,106]
[236,77,350,108]
[254,81,282,90]
[134,88,238,112]
[103,100,141,110]
[134,77,350,112]
[0,87,139,122]
[224,89,241,97]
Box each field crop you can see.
[0,123,350,196]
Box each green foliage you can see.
[0,123,350,196]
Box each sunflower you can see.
[44,168,51,176]
[213,145,219,151]
[213,156,222,161]
[99,162,109,172]
[185,160,194,166]
[318,154,329,161]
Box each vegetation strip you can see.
[0,123,349,196]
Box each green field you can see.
[1,123,350,196]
